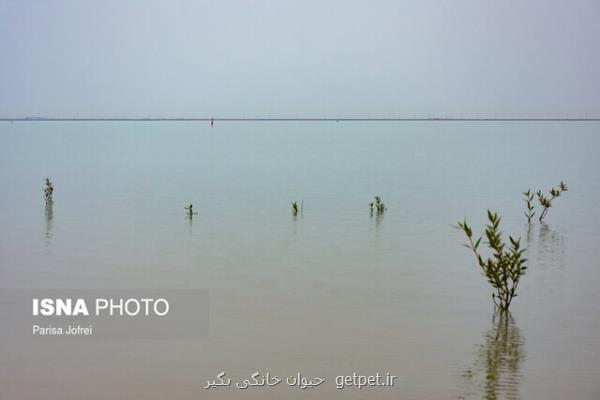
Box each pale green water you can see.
[0,122,599,399]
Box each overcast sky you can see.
[1,0,598,118]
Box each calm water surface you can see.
[0,122,599,399]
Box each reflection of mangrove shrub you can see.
[537,181,567,223]
[369,196,386,213]
[522,189,535,224]
[456,211,527,312]
[43,177,54,205]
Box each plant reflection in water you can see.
[459,312,524,400]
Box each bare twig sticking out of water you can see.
[456,211,527,312]
[43,177,54,205]
[537,181,568,223]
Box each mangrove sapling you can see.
[537,181,568,222]
[184,204,198,218]
[455,211,528,312]
[291,200,304,216]
[523,189,535,224]
[369,196,386,214]
[43,177,54,205]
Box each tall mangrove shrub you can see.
[456,211,527,312]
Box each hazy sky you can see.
[1,0,598,118]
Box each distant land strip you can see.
[1,117,599,122]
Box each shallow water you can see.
[0,121,599,399]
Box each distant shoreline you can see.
[1,118,599,122]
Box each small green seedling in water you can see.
[455,211,527,312]
[184,204,197,217]
[291,200,303,216]
[43,177,54,205]
[536,181,568,222]
[369,196,386,214]
[523,189,535,224]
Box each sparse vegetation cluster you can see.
[41,177,569,313]
[458,180,568,311]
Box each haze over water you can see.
[0,121,599,399]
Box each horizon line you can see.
[1,117,600,122]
